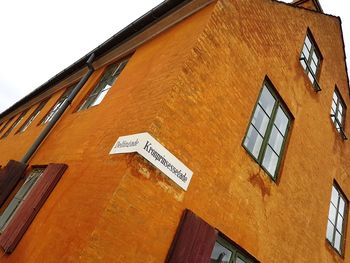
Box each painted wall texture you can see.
[0,0,349,262]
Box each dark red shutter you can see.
[166,209,218,263]
[0,160,27,207]
[0,163,67,253]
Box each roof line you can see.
[0,0,191,119]
[292,0,323,13]
[271,0,338,19]
[336,17,350,96]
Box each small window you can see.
[210,236,257,263]
[40,86,73,125]
[17,99,49,133]
[0,167,45,231]
[243,80,292,180]
[0,117,14,136]
[1,111,28,139]
[326,184,348,255]
[330,88,347,140]
[78,58,128,111]
[300,31,322,91]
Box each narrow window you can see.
[0,167,45,231]
[299,31,322,91]
[78,58,128,111]
[330,88,347,139]
[40,86,73,125]
[17,99,49,133]
[210,235,257,263]
[0,117,14,136]
[326,184,348,255]
[1,111,28,139]
[243,80,292,180]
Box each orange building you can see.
[0,0,349,262]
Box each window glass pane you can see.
[331,186,339,205]
[268,126,283,155]
[331,101,337,114]
[334,231,342,252]
[210,242,232,263]
[90,87,111,107]
[326,220,335,242]
[308,71,314,84]
[331,115,335,124]
[300,59,307,70]
[310,62,317,74]
[336,213,343,232]
[328,203,337,224]
[333,92,339,102]
[251,105,270,137]
[339,198,345,216]
[236,257,247,263]
[337,112,343,126]
[302,45,309,58]
[274,107,289,135]
[312,52,319,64]
[262,146,279,177]
[244,126,263,159]
[305,36,312,50]
[259,87,275,117]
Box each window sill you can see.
[330,115,348,140]
[299,57,321,92]
[325,239,344,259]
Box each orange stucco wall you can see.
[0,0,349,262]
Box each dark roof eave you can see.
[0,0,190,119]
[336,17,350,96]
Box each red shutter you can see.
[0,160,27,207]
[0,163,67,253]
[166,209,218,263]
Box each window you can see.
[243,80,292,180]
[40,86,73,125]
[326,184,348,255]
[330,88,347,140]
[16,99,49,133]
[0,117,14,136]
[211,236,257,263]
[1,111,28,139]
[0,163,67,253]
[78,58,128,111]
[0,167,45,231]
[300,31,322,91]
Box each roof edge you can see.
[292,0,323,13]
[336,17,350,96]
[0,0,192,120]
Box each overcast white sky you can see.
[0,0,348,113]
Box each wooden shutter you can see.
[166,209,218,263]
[0,160,27,207]
[0,163,67,253]
[0,169,44,231]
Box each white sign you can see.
[110,132,193,191]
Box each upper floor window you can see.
[0,117,14,136]
[211,235,257,263]
[243,79,292,180]
[78,58,128,111]
[0,167,46,232]
[300,31,322,92]
[1,111,28,139]
[17,99,49,133]
[326,184,348,255]
[40,86,73,125]
[330,88,347,140]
